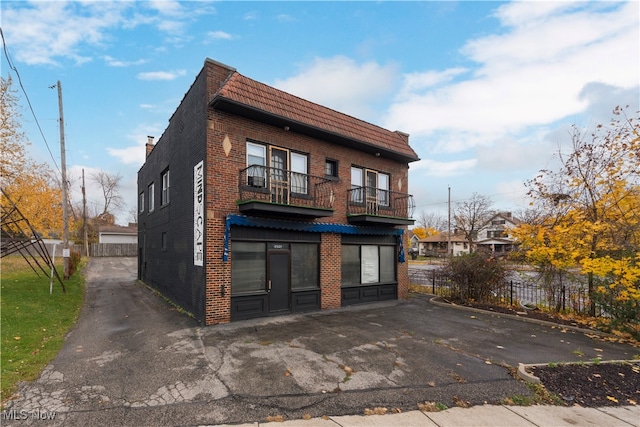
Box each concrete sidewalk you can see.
[218,405,639,427]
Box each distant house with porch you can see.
[418,232,470,257]
[476,212,521,255]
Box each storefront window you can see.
[380,246,396,282]
[361,245,379,283]
[231,242,266,294]
[342,244,396,286]
[341,245,360,286]
[291,243,318,289]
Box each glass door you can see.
[270,147,289,204]
[365,169,379,214]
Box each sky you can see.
[2,0,638,226]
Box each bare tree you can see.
[415,210,447,231]
[91,170,124,220]
[453,192,493,251]
[513,207,547,226]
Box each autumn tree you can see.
[453,192,493,252]
[1,76,63,238]
[515,106,639,325]
[416,210,447,232]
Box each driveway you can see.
[4,258,638,426]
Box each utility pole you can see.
[82,169,88,257]
[56,80,70,279]
[447,185,451,258]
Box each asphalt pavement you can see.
[3,257,638,426]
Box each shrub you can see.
[441,252,507,303]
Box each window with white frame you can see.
[245,141,309,195]
[148,183,155,212]
[350,167,390,207]
[290,152,308,194]
[246,142,267,187]
[139,192,144,213]
[351,167,364,202]
[161,169,170,205]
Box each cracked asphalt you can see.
[3,257,638,426]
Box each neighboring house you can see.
[418,232,470,257]
[476,212,522,255]
[409,232,420,250]
[98,224,138,244]
[137,58,419,325]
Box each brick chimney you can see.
[145,136,154,157]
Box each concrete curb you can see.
[517,359,640,384]
[427,295,615,337]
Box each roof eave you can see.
[210,96,420,164]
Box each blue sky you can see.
[2,1,638,225]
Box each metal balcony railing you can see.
[347,187,415,219]
[239,165,335,210]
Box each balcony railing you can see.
[347,187,415,221]
[238,165,335,213]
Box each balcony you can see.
[238,166,335,218]
[347,187,415,226]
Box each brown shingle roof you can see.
[420,232,467,243]
[214,72,419,162]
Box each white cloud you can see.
[207,30,234,41]
[273,56,398,121]
[2,2,216,66]
[137,70,187,81]
[276,14,297,23]
[398,68,468,98]
[384,1,639,150]
[103,56,147,67]
[410,158,477,177]
[107,125,164,166]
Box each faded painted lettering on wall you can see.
[194,160,204,266]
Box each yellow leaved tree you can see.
[513,106,639,336]
[1,76,64,238]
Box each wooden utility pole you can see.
[56,80,70,279]
[447,186,452,258]
[82,168,88,257]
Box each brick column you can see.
[320,233,341,309]
[205,213,231,325]
[397,230,409,300]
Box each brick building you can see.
[137,58,419,325]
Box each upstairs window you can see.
[245,141,309,195]
[290,152,308,194]
[325,159,338,178]
[161,169,170,205]
[139,192,145,213]
[351,167,390,208]
[148,183,155,212]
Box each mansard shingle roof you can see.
[211,71,419,163]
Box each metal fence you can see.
[409,269,594,316]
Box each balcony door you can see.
[365,169,379,215]
[270,147,289,204]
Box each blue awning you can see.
[223,214,405,262]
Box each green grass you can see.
[1,256,86,404]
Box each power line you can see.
[0,26,61,175]
[413,189,529,209]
